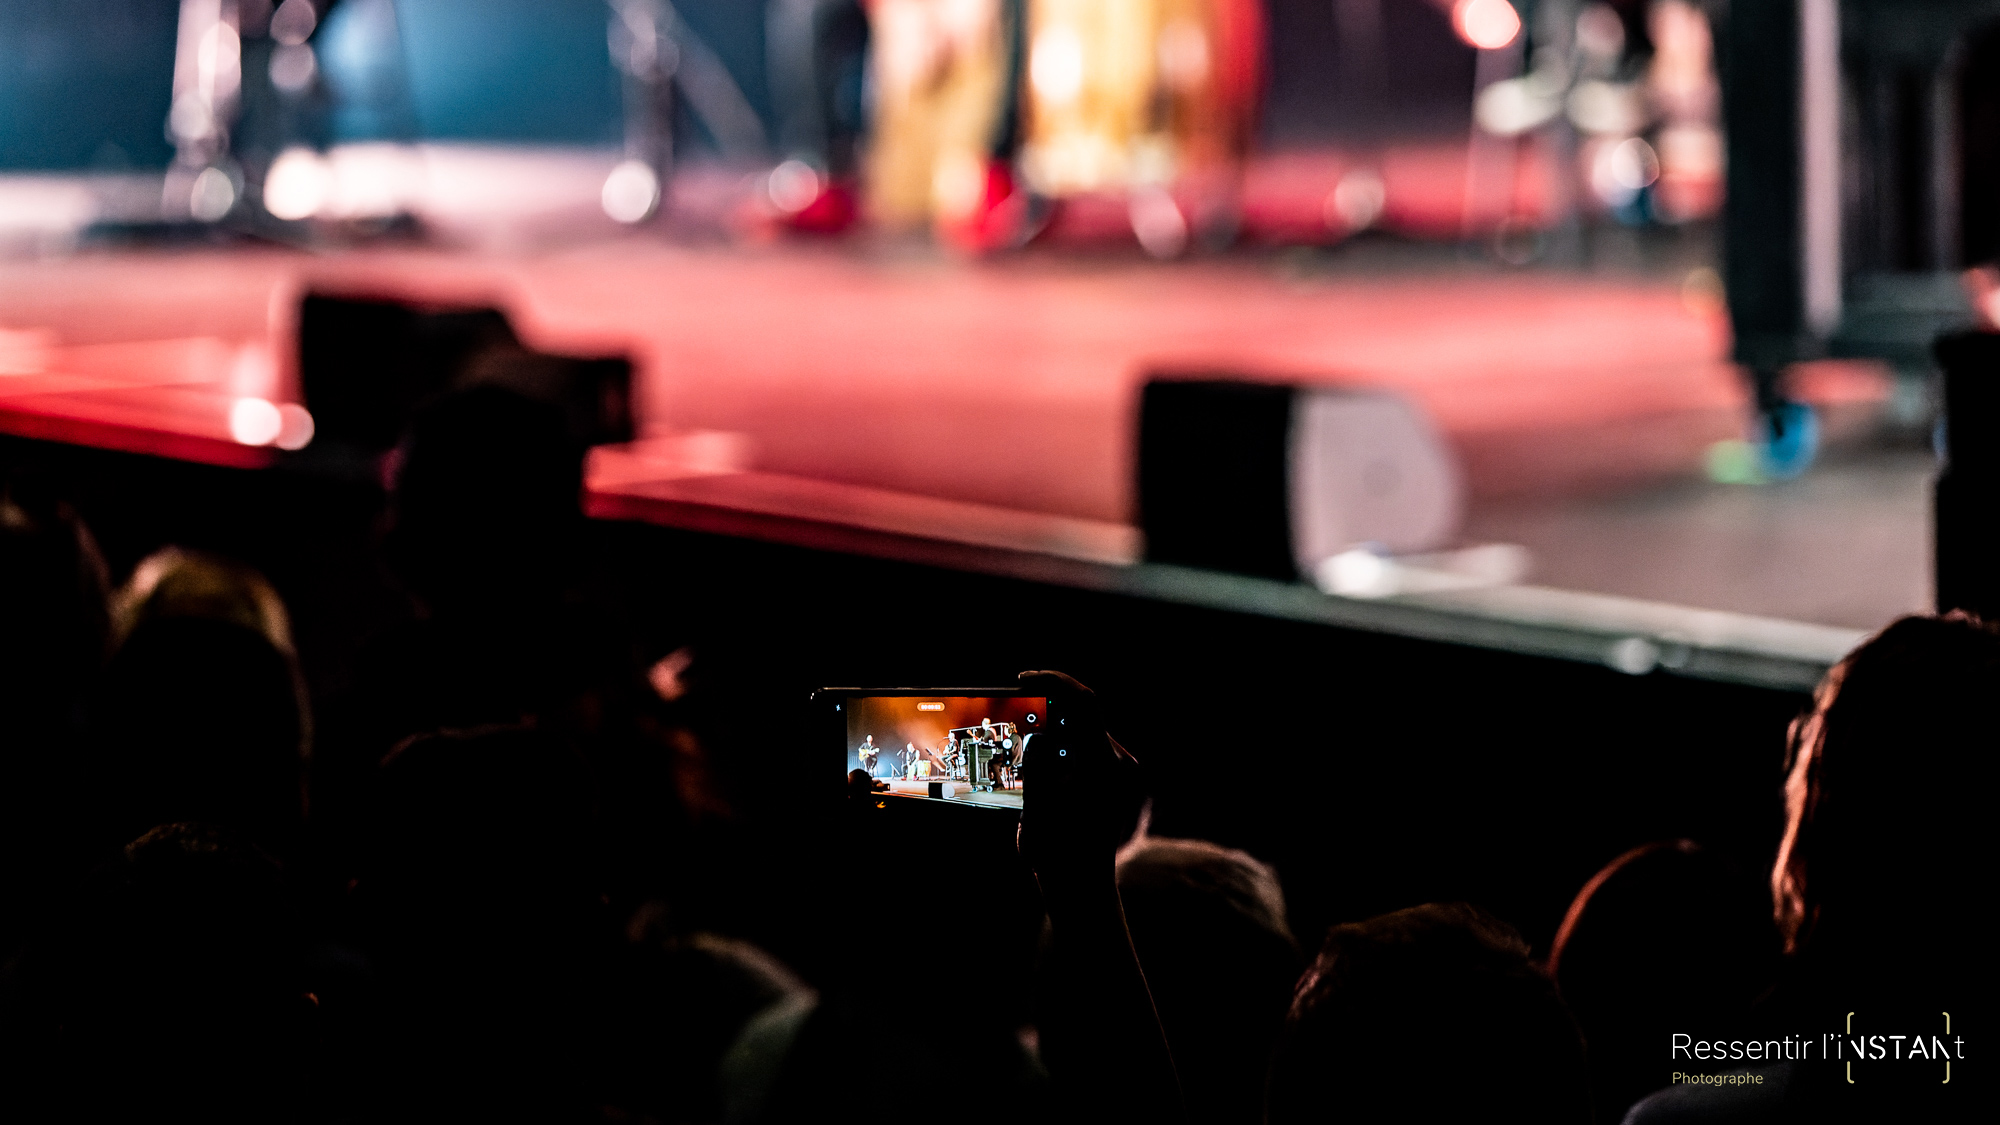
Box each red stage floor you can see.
[5,241,1930,634]
[0,242,1889,523]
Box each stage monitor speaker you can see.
[1934,331,2000,620]
[1137,378,1461,581]
[298,294,633,456]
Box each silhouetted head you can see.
[1114,836,1298,1125]
[383,384,582,612]
[1773,613,1998,981]
[16,823,308,1122]
[1267,902,1590,1125]
[0,481,109,743]
[90,550,307,855]
[1549,840,1778,1123]
[0,482,111,941]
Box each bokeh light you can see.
[766,160,822,214]
[601,159,661,223]
[262,148,332,220]
[275,403,316,451]
[1030,25,1085,105]
[228,397,284,446]
[189,167,237,221]
[1453,0,1522,51]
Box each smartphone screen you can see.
[829,690,1048,808]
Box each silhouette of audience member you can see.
[0,481,109,947]
[88,549,308,857]
[1266,902,1591,1125]
[1115,836,1299,1125]
[622,903,819,1125]
[0,479,108,748]
[0,823,313,1123]
[350,725,629,1123]
[330,385,607,815]
[1625,612,1998,1124]
[1548,839,1777,1123]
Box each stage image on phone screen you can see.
[846,695,1046,808]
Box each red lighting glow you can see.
[1454,0,1522,51]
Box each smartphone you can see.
[814,687,1051,808]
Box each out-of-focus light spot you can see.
[275,403,315,450]
[648,647,693,701]
[931,150,987,220]
[610,0,667,78]
[1575,3,1626,59]
[270,43,317,92]
[323,143,423,219]
[1604,636,1660,675]
[190,167,237,221]
[1129,188,1188,259]
[1656,124,1722,177]
[1681,266,1725,316]
[1705,439,1762,484]
[1320,548,1394,598]
[0,182,96,239]
[1129,135,1176,186]
[1453,0,1521,50]
[1475,77,1560,136]
[1608,137,1661,189]
[271,0,318,46]
[1964,266,2000,330]
[602,159,661,223]
[229,397,284,445]
[1030,25,1086,105]
[198,22,242,91]
[1156,20,1210,92]
[262,148,331,219]
[1326,168,1386,230]
[1568,80,1645,135]
[767,160,821,213]
[169,97,215,144]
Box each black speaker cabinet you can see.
[1935,331,2000,620]
[1137,378,1461,582]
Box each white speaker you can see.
[1288,388,1462,575]
[1138,379,1462,581]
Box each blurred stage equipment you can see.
[866,0,1015,239]
[1137,379,1461,582]
[1723,0,1996,465]
[765,0,871,230]
[1018,0,1264,252]
[606,0,676,224]
[606,0,770,223]
[1933,331,2000,620]
[166,0,248,221]
[297,295,633,462]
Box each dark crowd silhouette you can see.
[1,387,1991,1124]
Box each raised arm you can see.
[1016,670,1186,1125]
